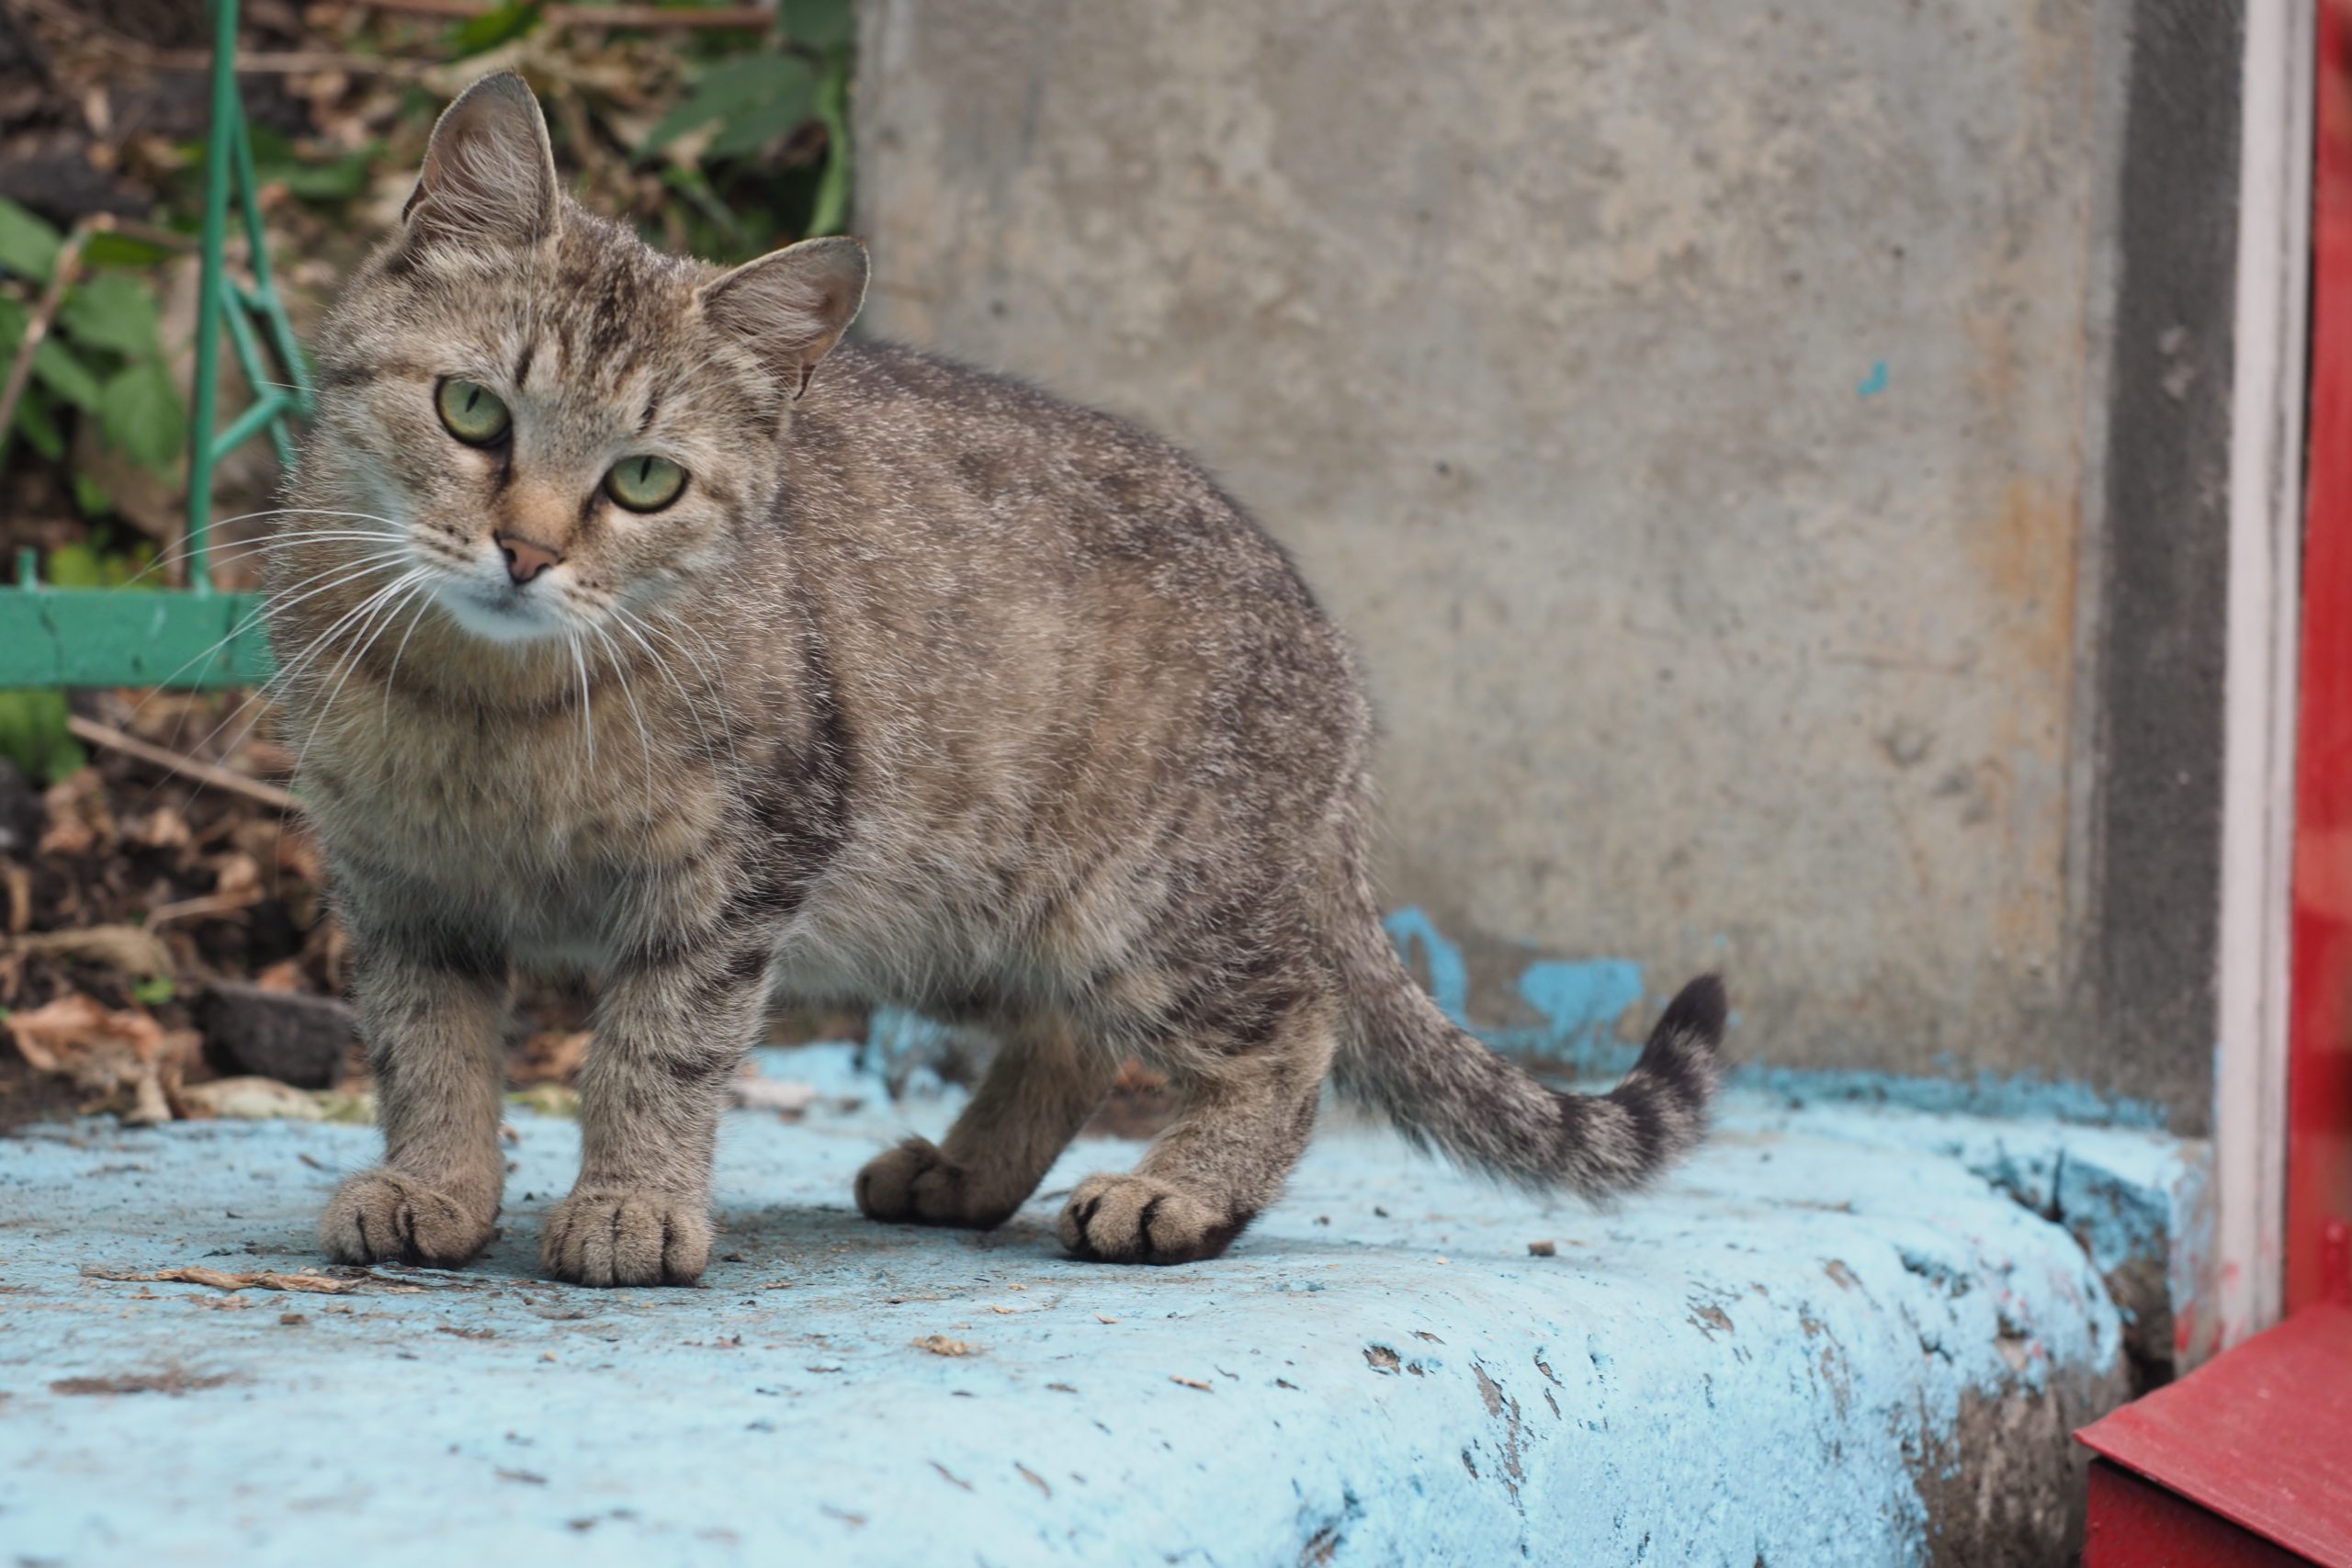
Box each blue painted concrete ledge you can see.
[0,1049,2201,1566]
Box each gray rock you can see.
[197,984,356,1089]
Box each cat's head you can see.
[300,72,865,647]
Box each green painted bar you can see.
[210,389,293,463]
[0,588,272,688]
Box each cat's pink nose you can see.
[496,534,561,585]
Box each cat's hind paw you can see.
[854,1136,1021,1230]
[1056,1173,1245,1265]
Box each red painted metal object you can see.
[2085,1461,2311,1568]
[2077,1305,2352,1566]
[2294,0,2352,1321]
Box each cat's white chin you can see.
[435,581,568,645]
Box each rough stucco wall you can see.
[854,2,2133,1100]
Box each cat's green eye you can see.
[435,378,511,446]
[605,454,686,513]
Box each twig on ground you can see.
[142,890,266,927]
[83,1265,357,1294]
[64,716,302,816]
[364,0,775,28]
[0,217,94,471]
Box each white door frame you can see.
[2212,0,2313,1352]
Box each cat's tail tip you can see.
[1337,944,1729,1200]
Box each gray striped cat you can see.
[271,73,1725,1287]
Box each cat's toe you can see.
[854,1137,1018,1229]
[1056,1174,1242,1264]
[540,1189,709,1286]
[320,1168,493,1269]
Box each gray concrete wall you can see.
[854,1,2232,1124]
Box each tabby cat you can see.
[270,73,1725,1286]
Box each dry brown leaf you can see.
[125,807,192,852]
[731,1073,816,1113]
[912,1335,979,1358]
[4,863,31,936]
[4,993,197,1125]
[1170,1376,1214,1393]
[175,1077,326,1122]
[36,771,112,858]
[511,1030,591,1086]
[6,924,174,979]
[211,852,263,899]
[255,959,307,993]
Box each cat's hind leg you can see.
[1057,995,1335,1266]
[855,1013,1118,1230]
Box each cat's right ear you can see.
[400,73,560,253]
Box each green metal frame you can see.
[0,0,303,689]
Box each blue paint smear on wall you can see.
[1380,907,2169,1129]
[1858,359,1890,397]
[1517,958,1647,1058]
[1381,906,1472,1024]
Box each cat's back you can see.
[783,340,1323,626]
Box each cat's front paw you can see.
[854,1136,1020,1230]
[539,1188,710,1286]
[1057,1173,1242,1265]
[321,1168,495,1269]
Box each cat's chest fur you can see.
[300,688,729,959]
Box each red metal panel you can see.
[2295,0,2352,1321]
[2086,1461,2312,1568]
[2077,1305,2352,1566]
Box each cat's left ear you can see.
[698,237,869,399]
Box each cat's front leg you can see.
[321,930,511,1269]
[541,932,771,1287]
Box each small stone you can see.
[0,758,44,858]
[198,982,358,1089]
[1529,1240,1557,1258]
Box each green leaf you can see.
[640,55,814,156]
[58,273,162,357]
[82,231,179,269]
[247,125,379,202]
[449,0,542,56]
[97,360,186,473]
[72,471,112,517]
[705,86,818,159]
[0,197,62,283]
[806,51,853,237]
[12,388,63,461]
[131,975,176,1006]
[780,0,854,50]
[32,338,102,412]
[0,690,85,786]
[44,542,106,588]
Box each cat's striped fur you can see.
[275,73,1724,1286]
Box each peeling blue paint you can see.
[0,1068,2187,1565]
[1736,1065,2171,1132]
[1515,958,1647,1059]
[1379,908,2172,1129]
[1859,359,1890,397]
[1381,906,1472,1025]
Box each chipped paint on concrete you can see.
[1378,906,2174,1130]
[0,1050,2188,1564]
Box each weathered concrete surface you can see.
[0,1049,2198,1565]
[854,2,2166,1111]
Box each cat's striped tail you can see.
[1333,924,1726,1198]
